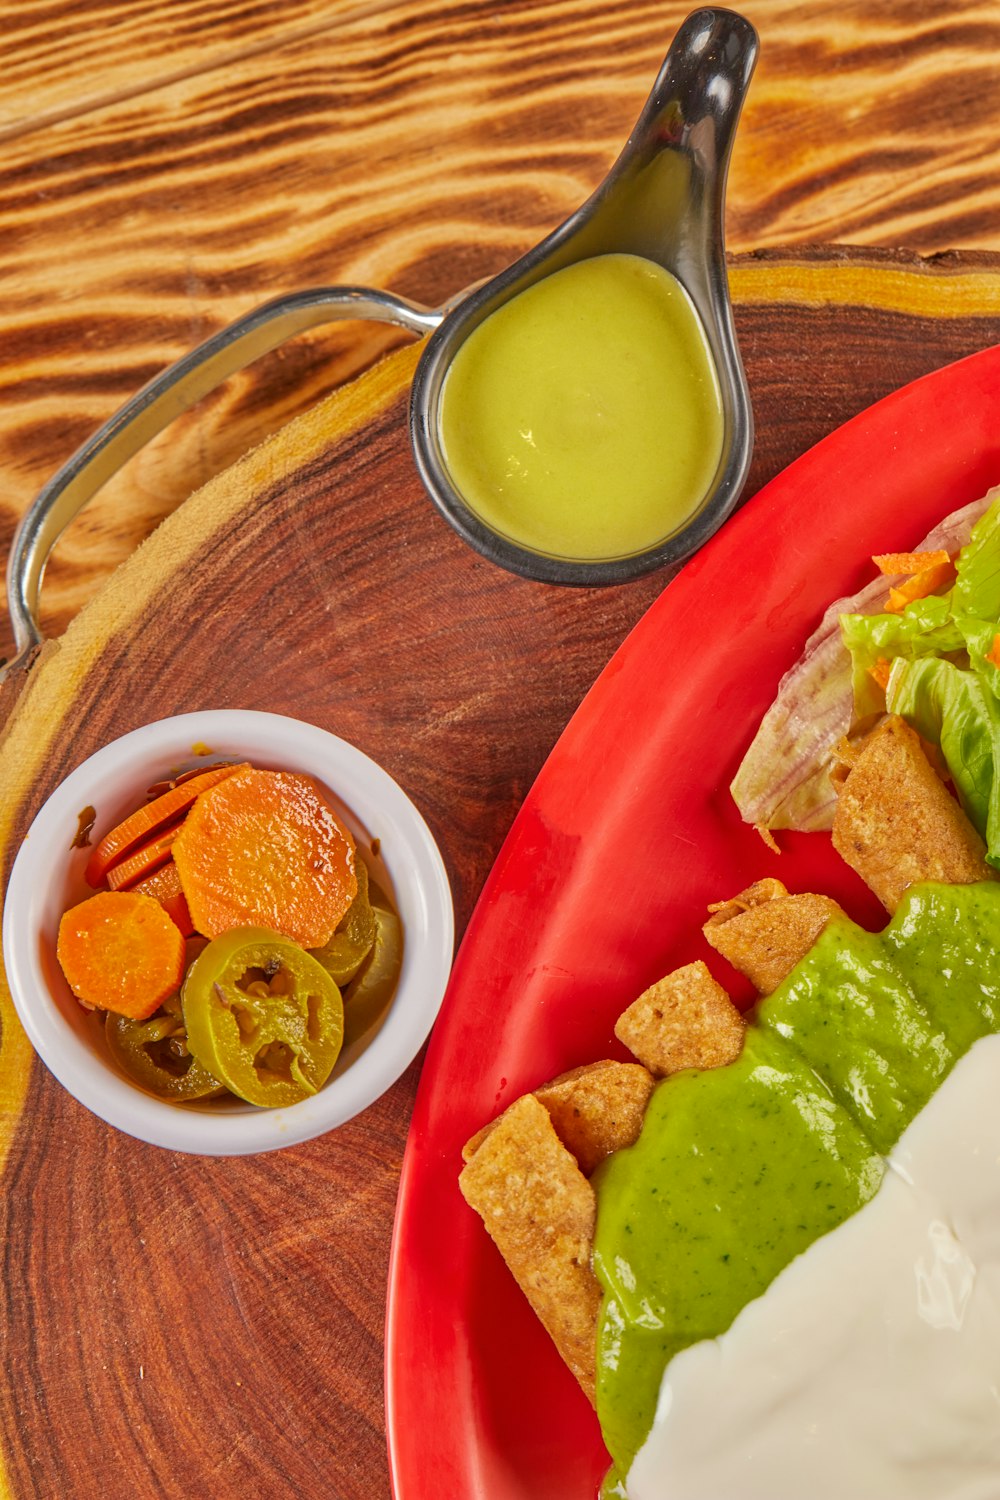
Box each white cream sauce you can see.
[626,1033,1000,1500]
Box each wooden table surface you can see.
[5,3,1000,1497]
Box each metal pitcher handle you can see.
[3,285,443,682]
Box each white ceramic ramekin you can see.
[3,709,454,1155]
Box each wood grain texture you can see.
[6,2,1000,1494]
[5,0,1000,657]
[2,255,1000,1500]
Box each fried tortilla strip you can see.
[463,1060,655,1176]
[459,1093,601,1403]
[703,879,846,994]
[537,1062,654,1173]
[832,715,994,912]
[615,960,745,1074]
[706,877,789,920]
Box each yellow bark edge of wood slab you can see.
[13,246,1000,661]
[731,251,1000,317]
[0,339,422,1159]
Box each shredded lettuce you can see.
[845,491,1000,864]
[839,595,965,721]
[886,656,998,852]
[959,616,1000,689]
[868,497,1000,864]
[953,501,1000,619]
[731,488,1000,835]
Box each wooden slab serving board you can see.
[3,247,1000,1500]
[9,0,1000,658]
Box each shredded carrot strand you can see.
[872,549,950,576]
[867,658,893,691]
[884,557,957,613]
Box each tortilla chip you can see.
[463,1060,655,1176]
[535,1061,654,1174]
[614,960,744,1075]
[706,876,790,921]
[832,715,994,912]
[459,1093,601,1403]
[704,883,845,994]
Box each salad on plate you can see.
[458,485,1000,1499]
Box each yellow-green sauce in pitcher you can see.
[438,253,724,560]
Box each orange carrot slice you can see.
[129,860,195,936]
[85,762,248,887]
[872,549,951,576]
[173,767,357,948]
[56,891,186,1018]
[986,634,1000,670]
[105,822,183,890]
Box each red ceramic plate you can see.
[385,343,1000,1498]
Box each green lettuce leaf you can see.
[730,488,999,833]
[840,595,965,720]
[953,494,1000,619]
[886,655,1000,865]
[958,616,1000,695]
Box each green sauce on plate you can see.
[592,881,1000,1479]
[437,253,723,560]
